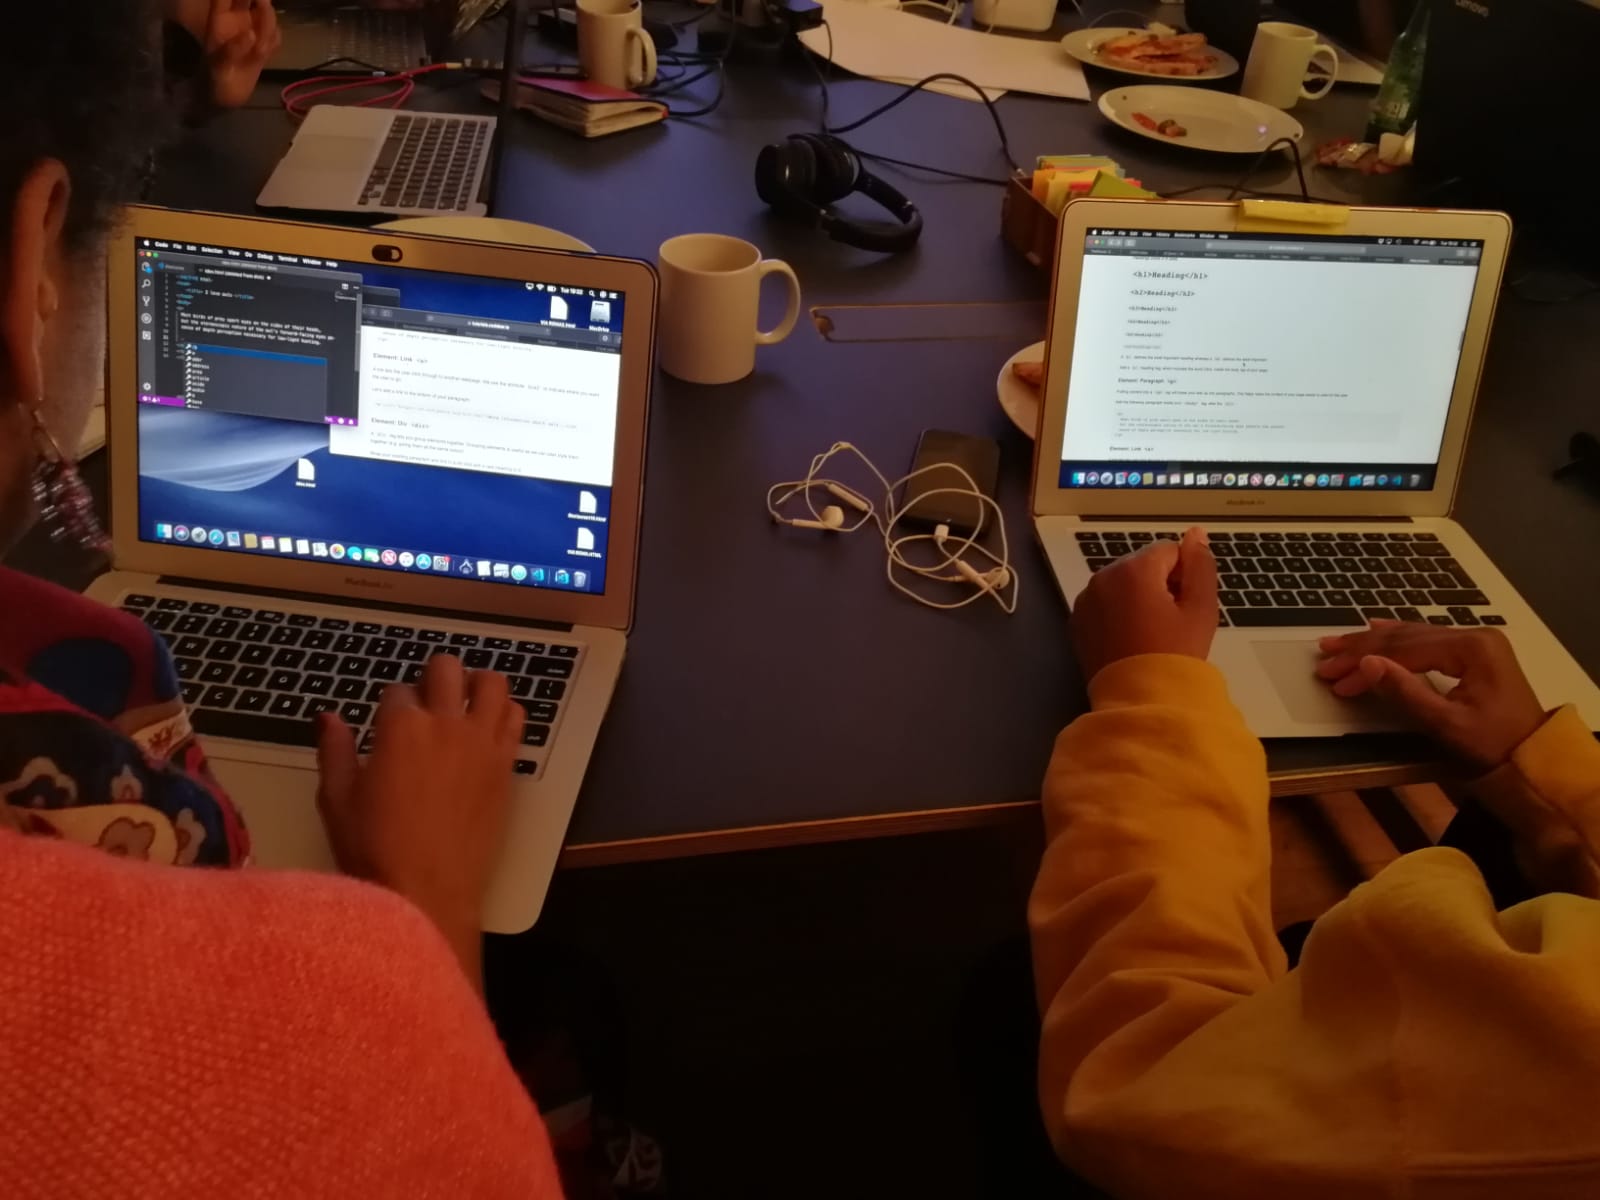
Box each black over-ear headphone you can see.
[755,133,924,255]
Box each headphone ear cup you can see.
[756,137,818,218]
[795,133,859,204]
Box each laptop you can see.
[93,207,656,931]
[268,1,472,75]
[1032,198,1600,738]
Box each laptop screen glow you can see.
[132,236,622,595]
[1058,229,1483,494]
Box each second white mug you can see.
[1240,21,1338,109]
[577,0,658,91]
[657,234,801,386]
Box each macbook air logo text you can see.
[1224,498,1266,507]
[1454,0,1488,16]
[346,576,392,590]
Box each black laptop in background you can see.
[267,1,481,74]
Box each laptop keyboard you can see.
[361,115,490,212]
[121,594,578,777]
[330,11,425,71]
[1076,530,1508,629]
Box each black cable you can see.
[826,73,1019,174]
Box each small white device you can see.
[1033,198,1600,738]
[768,442,1018,611]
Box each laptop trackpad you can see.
[1250,639,1376,725]
[290,135,374,172]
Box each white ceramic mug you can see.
[657,235,801,385]
[577,0,657,91]
[1240,21,1338,109]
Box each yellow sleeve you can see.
[1470,706,1600,898]
[1030,658,1600,1198]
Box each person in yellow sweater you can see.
[1031,527,1600,1199]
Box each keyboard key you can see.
[338,702,373,726]
[1333,558,1363,574]
[1259,543,1287,558]
[301,630,333,650]
[1234,532,1258,542]
[417,629,447,643]
[1270,590,1297,607]
[1440,560,1478,588]
[288,614,319,628]
[1349,573,1378,590]
[305,698,339,717]
[174,614,208,635]
[234,666,268,688]
[193,707,315,746]
[339,656,372,677]
[1403,573,1431,589]
[1428,615,1453,626]
[1311,532,1336,542]
[235,689,270,712]
[1350,590,1379,607]
[1412,542,1450,558]
[449,632,479,647]
[1247,574,1273,590]
[1428,572,1457,590]
[157,598,188,611]
[198,661,235,684]
[367,638,398,658]
[1387,532,1413,541]
[222,605,252,619]
[271,648,306,669]
[1384,557,1413,574]
[1376,573,1403,589]
[257,610,285,624]
[1221,573,1248,590]
[514,760,539,776]
[334,678,366,700]
[1259,532,1284,542]
[366,681,389,702]
[319,617,351,631]
[174,657,202,680]
[1429,589,1490,607]
[535,679,566,701]
[1361,532,1388,542]
[1286,533,1310,542]
[528,659,573,679]
[1074,531,1100,541]
[516,640,547,655]
[403,664,424,684]
[204,618,240,639]
[464,649,494,669]
[239,645,273,666]
[484,636,514,650]
[371,660,403,682]
[1271,574,1298,590]
[201,685,237,708]
[494,652,526,674]
[306,652,338,673]
[398,641,430,662]
[181,680,204,705]
[1362,608,1396,622]
[333,635,366,654]
[1219,590,1245,608]
[1481,615,1506,626]
[174,635,208,658]
[355,622,383,635]
[1413,532,1439,542]
[239,622,270,643]
[145,611,177,632]
[385,625,415,639]
[1448,607,1480,626]
[267,670,302,692]
[519,700,559,722]
[1226,607,1364,627]
[522,723,550,747]
[302,674,334,696]
[1102,541,1130,559]
[1299,574,1327,590]
[270,694,305,717]
[1335,542,1362,557]
[1395,607,1424,622]
[1307,543,1336,559]
[1324,590,1351,606]
[1296,590,1324,606]
[124,594,155,608]
[1376,589,1404,606]
[208,640,242,663]
[1280,558,1309,574]
[1241,590,1269,607]
[1403,588,1431,606]
[1085,558,1111,573]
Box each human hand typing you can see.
[1070,527,1218,684]
[1315,621,1547,772]
[315,654,523,989]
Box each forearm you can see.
[1470,705,1600,897]
[1031,656,1284,1157]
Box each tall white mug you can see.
[657,235,801,385]
[1240,21,1338,109]
[577,0,657,91]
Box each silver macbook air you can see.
[93,208,655,931]
[1032,198,1600,738]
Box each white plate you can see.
[1060,28,1238,82]
[1098,85,1304,154]
[998,341,1046,439]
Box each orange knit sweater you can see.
[0,827,564,1198]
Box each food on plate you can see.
[1095,28,1218,76]
[1132,112,1188,138]
[1011,359,1045,389]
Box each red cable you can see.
[281,63,455,121]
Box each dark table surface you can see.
[13,10,1600,859]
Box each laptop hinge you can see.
[1074,516,1417,526]
[156,576,576,634]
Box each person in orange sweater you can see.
[1031,528,1600,1198]
[0,5,564,1195]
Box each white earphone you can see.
[767,441,1018,613]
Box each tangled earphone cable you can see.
[767,442,1018,613]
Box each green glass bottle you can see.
[1367,2,1430,140]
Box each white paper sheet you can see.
[799,0,1090,103]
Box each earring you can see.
[28,403,109,556]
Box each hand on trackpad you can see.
[1251,640,1397,725]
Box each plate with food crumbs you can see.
[1098,85,1304,154]
[998,341,1046,438]
[1061,25,1238,82]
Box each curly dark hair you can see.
[2,2,168,254]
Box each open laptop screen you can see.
[1058,228,1483,493]
[132,236,622,594]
